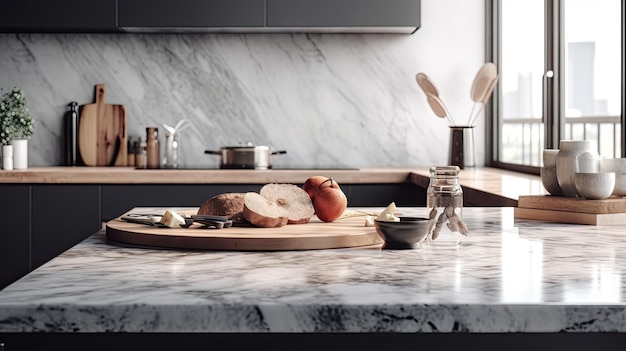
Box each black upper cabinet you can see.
[0,0,420,34]
[0,0,118,33]
[118,0,265,30]
[267,0,421,33]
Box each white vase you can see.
[10,138,28,170]
[556,140,593,196]
[2,144,13,170]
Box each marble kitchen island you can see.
[1,207,626,350]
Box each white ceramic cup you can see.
[2,144,13,170]
[576,151,600,173]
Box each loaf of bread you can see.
[199,184,315,228]
[243,192,289,228]
[197,193,246,222]
[260,183,315,224]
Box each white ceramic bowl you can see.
[574,172,615,200]
[600,158,626,174]
[613,174,626,197]
[540,167,563,195]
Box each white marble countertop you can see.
[1,207,625,333]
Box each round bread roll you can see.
[260,183,315,224]
[197,193,246,222]
[243,192,289,228]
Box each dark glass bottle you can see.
[64,102,79,166]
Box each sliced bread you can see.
[243,192,289,228]
[260,183,315,224]
[197,193,246,222]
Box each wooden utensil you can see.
[467,63,498,126]
[425,92,454,122]
[78,84,127,166]
[416,72,456,125]
[415,72,440,97]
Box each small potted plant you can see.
[0,87,35,170]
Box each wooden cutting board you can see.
[106,208,383,251]
[518,195,626,214]
[78,84,127,166]
[515,195,626,225]
[514,207,626,225]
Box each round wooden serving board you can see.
[106,210,383,251]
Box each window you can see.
[489,0,623,173]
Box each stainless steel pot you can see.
[205,144,287,170]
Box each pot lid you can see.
[222,142,269,150]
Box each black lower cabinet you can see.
[0,186,30,290]
[344,184,426,207]
[101,184,263,220]
[31,185,101,270]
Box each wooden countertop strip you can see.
[0,167,414,185]
[0,166,547,202]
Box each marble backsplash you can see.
[0,4,484,169]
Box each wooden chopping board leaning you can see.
[78,84,127,166]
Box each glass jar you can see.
[162,132,179,169]
[135,140,147,169]
[426,166,467,243]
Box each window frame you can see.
[486,0,626,174]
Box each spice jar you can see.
[126,136,135,167]
[426,165,468,243]
[134,140,147,169]
[146,127,160,169]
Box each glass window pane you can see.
[564,0,622,118]
[564,0,622,158]
[499,0,545,165]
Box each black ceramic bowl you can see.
[374,216,431,249]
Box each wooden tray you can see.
[515,195,626,225]
[106,208,383,251]
[518,195,626,214]
[514,207,626,225]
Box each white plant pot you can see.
[2,144,13,170]
[10,139,28,170]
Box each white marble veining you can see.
[2,207,626,333]
[0,1,486,169]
